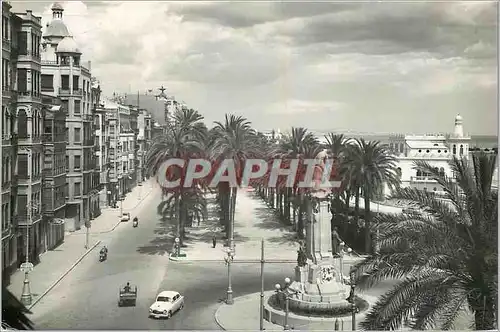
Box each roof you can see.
[56,36,81,54]
[52,2,64,10]
[44,19,70,38]
[406,141,447,149]
[157,291,178,298]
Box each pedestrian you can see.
[212,235,217,248]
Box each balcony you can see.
[17,213,43,226]
[41,60,57,65]
[2,38,11,51]
[59,88,83,96]
[17,91,42,102]
[410,176,437,183]
[17,134,42,144]
[2,224,12,241]
[17,50,41,62]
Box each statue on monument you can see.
[331,226,342,257]
[297,242,307,267]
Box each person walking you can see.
[212,235,217,248]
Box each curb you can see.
[28,240,101,310]
[93,185,155,235]
[214,303,226,331]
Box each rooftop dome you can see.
[44,20,70,38]
[56,36,81,54]
[51,2,63,10]
[43,2,70,38]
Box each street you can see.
[31,190,296,330]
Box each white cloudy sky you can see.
[11,1,498,135]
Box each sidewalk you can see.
[7,180,156,307]
[180,188,299,262]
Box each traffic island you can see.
[214,291,378,331]
[168,252,188,261]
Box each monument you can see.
[265,194,368,326]
[288,195,350,308]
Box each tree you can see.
[344,139,398,253]
[354,152,498,330]
[146,108,207,246]
[210,114,260,247]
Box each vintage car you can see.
[148,291,184,319]
[120,212,131,222]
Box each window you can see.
[61,100,69,112]
[17,31,27,55]
[2,59,8,91]
[18,155,28,179]
[452,145,456,155]
[73,56,80,66]
[61,75,69,90]
[74,100,81,114]
[18,109,28,138]
[74,128,81,142]
[459,145,464,156]
[64,183,69,197]
[73,75,79,90]
[74,156,81,169]
[2,16,9,40]
[41,74,53,91]
[74,182,81,196]
[66,156,69,170]
[17,69,27,92]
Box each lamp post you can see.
[275,277,292,330]
[174,237,180,257]
[339,241,345,281]
[224,248,235,304]
[347,269,357,331]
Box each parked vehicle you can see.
[149,291,184,319]
[121,212,131,222]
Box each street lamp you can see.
[224,248,235,305]
[20,201,39,306]
[346,269,357,331]
[174,237,180,257]
[275,277,293,330]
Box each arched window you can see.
[452,144,456,155]
[18,109,28,138]
[460,145,464,155]
[38,111,43,137]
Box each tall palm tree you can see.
[146,108,207,246]
[210,114,260,248]
[344,139,398,253]
[354,152,498,330]
[277,127,323,238]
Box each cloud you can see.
[267,99,346,115]
[15,1,497,135]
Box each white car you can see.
[149,291,184,319]
[120,212,130,222]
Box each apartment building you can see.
[41,94,66,250]
[136,109,152,183]
[0,5,45,274]
[40,3,99,231]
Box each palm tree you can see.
[354,152,498,330]
[146,108,207,246]
[210,114,260,248]
[2,287,33,329]
[344,139,398,253]
[277,127,323,238]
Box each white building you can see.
[387,114,472,196]
[41,2,97,231]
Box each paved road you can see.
[31,190,298,330]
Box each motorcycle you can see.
[133,218,138,228]
[99,250,107,262]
